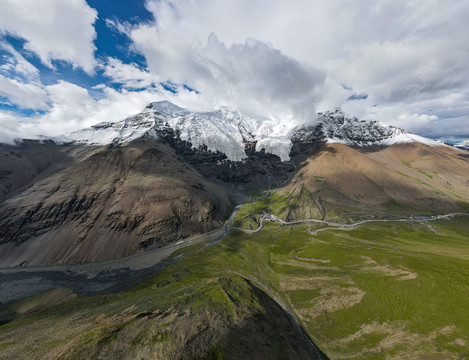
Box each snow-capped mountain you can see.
[319,108,406,144]
[54,101,445,162]
[436,136,469,151]
[63,100,292,161]
[64,112,156,146]
[293,108,443,148]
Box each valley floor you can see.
[0,205,469,359]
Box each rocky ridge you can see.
[291,108,443,148]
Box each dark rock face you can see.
[0,114,321,266]
[290,123,327,162]
[0,121,315,266]
[156,126,296,191]
[0,193,100,246]
[0,112,335,266]
[0,140,75,200]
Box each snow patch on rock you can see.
[318,108,444,147]
[66,109,157,145]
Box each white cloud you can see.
[0,0,97,73]
[101,57,159,89]
[0,41,39,81]
[0,75,48,110]
[347,90,469,137]
[125,23,325,124]
[136,0,469,134]
[328,38,468,104]
[0,111,34,144]
[33,81,160,135]
[0,41,48,109]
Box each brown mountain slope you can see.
[0,140,88,201]
[0,138,232,267]
[281,142,469,220]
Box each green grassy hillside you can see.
[1,215,468,359]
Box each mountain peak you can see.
[148,100,186,115]
[290,108,445,149]
[318,108,405,143]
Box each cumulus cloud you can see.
[138,0,469,134]
[101,57,159,89]
[0,75,49,110]
[0,41,40,81]
[350,90,469,137]
[0,111,31,144]
[0,41,49,110]
[0,0,97,73]
[120,21,325,123]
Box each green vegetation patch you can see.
[0,342,14,350]
[394,169,431,186]
[232,190,290,228]
[456,201,469,212]
[400,160,413,168]
[1,211,469,360]
[233,186,333,229]
[417,169,433,179]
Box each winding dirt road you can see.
[0,205,466,304]
[229,212,469,234]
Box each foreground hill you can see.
[1,213,468,359]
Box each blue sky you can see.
[0,0,468,143]
[0,0,152,107]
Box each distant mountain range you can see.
[41,101,449,161]
[435,136,469,150]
